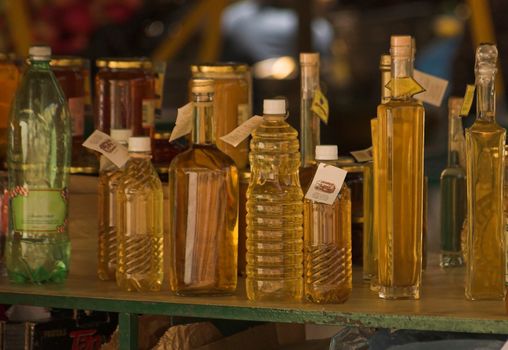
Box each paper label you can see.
[68,97,85,137]
[237,104,250,125]
[82,130,129,168]
[460,85,475,117]
[311,89,329,124]
[169,103,193,142]
[351,147,373,162]
[413,70,449,107]
[386,77,425,97]
[220,116,264,147]
[142,99,156,128]
[11,187,67,233]
[305,163,347,205]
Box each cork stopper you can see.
[390,35,412,58]
[379,54,391,69]
[300,52,319,65]
[191,79,215,93]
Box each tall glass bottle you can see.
[97,129,132,281]
[246,99,303,301]
[465,43,506,300]
[440,98,466,267]
[304,145,352,303]
[300,53,320,168]
[6,46,71,284]
[168,79,239,295]
[377,36,424,299]
[116,137,163,292]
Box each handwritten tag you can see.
[460,85,475,117]
[220,116,264,147]
[386,77,426,97]
[305,163,347,205]
[311,89,329,124]
[413,70,449,107]
[169,103,193,142]
[351,147,373,162]
[82,130,129,168]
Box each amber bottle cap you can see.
[191,79,215,93]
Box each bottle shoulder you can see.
[440,166,466,179]
[467,119,506,135]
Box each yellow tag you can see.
[459,85,475,117]
[311,89,329,124]
[386,77,425,97]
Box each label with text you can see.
[169,103,193,142]
[413,70,449,107]
[305,163,347,205]
[311,89,329,124]
[221,116,264,147]
[82,130,129,168]
[351,147,373,162]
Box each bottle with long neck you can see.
[440,98,466,268]
[168,79,239,295]
[376,36,424,299]
[300,53,320,168]
[465,43,505,300]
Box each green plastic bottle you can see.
[6,45,72,284]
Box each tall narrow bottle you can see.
[6,46,71,284]
[304,145,352,303]
[97,129,132,281]
[465,43,506,300]
[377,36,424,299]
[440,98,466,267]
[168,79,239,295]
[246,99,303,301]
[300,53,320,168]
[116,137,163,292]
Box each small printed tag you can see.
[351,147,373,162]
[305,163,348,205]
[169,103,194,142]
[220,116,264,147]
[82,130,129,168]
[413,70,449,107]
[386,77,425,97]
[460,85,475,117]
[311,89,329,124]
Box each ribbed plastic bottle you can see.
[246,99,303,301]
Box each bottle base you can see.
[440,252,464,267]
[117,278,162,292]
[369,277,379,292]
[173,288,236,297]
[246,278,303,302]
[378,285,420,300]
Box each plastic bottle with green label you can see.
[6,45,72,284]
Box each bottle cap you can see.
[29,45,51,60]
[300,52,319,65]
[263,99,286,115]
[315,145,338,160]
[128,137,151,152]
[379,54,391,69]
[191,79,215,94]
[390,35,412,58]
[110,129,132,143]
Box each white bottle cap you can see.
[110,129,132,143]
[128,137,151,152]
[263,99,286,115]
[315,145,338,160]
[29,45,51,60]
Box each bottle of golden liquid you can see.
[300,53,320,168]
[465,43,506,300]
[168,79,239,295]
[97,129,132,281]
[304,145,352,303]
[377,36,424,300]
[116,136,163,292]
[246,99,303,301]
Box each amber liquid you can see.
[377,101,424,299]
[0,61,20,167]
[168,145,239,295]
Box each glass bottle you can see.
[300,53,321,168]
[304,145,352,303]
[0,54,20,168]
[6,46,71,284]
[116,137,163,292]
[440,97,467,268]
[246,99,303,301]
[168,79,239,295]
[377,36,424,299]
[465,43,506,300]
[97,129,132,281]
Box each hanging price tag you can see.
[169,103,193,142]
[413,70,449,107]
[351,147,373,162]
[311,89,329,124]
[82,130,129,168]
[460,85,475,117]
[386,77,425,97]
[221,116,264,147]
[305,163,347,205]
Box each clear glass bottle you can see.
[300,53,321,168]
[116,137,163,292]
[465,43,506,300]
[97,129,132,281]
[168,79,239,295]
[376,36,424,299]
[440,97,467,268]
[304,145,352,303]
[6,46,71,284]
[246,99,303,301]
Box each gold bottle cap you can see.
[191,78,215,93]
[300,52,319,64]
[96,58,152,69]
[390,35,412,58]
[379,54,391,69]
[50,56,88,68]
[191,62,249,74]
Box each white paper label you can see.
[413,69,449,107]
[351,147,373,162]
[82,130,129,168]
[220,116,264,147]
[169,103,193,142]
[305,163,347,205]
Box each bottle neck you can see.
[380,67,391,104]
[448,111,462,165]
[391,56,414,99]
[30,59,51,70]
[301,63,319,99]
[129,151,151,160]
[192,93,215,145]
[475,72,496,122]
